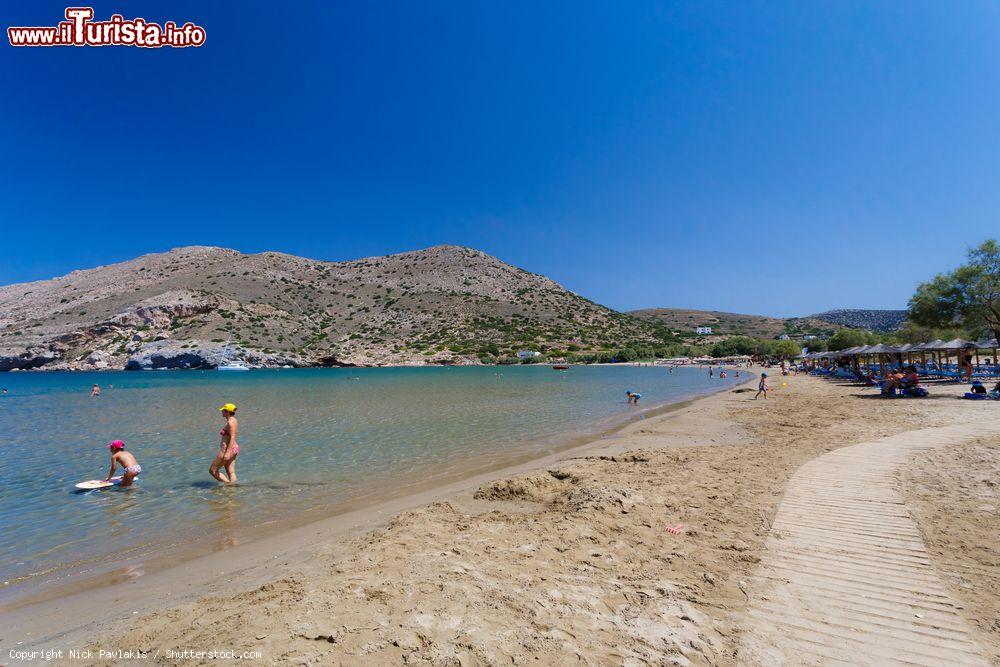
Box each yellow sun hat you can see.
[219,403,237,412]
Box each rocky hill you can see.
[808,309,907,332]
[628,308,842,339]
[0,246,674,370]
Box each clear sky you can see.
[2,1,999,316]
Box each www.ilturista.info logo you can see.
[8,7,206,48]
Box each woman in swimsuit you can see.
[210,402,240,485]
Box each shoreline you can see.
[2,360,721,373]
[0,374,751,651]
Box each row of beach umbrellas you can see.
[803,337,1000,360]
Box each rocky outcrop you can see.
[110,290,218,328]
[315,355,358,368]
[125,340,304,370]
[0,347,59,371]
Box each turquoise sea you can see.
[0,365,739,602]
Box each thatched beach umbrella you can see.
[913,339,947,369]
[863,344,901,374]
[975,338,999,366]
[895,343,917,367]
[937,338,975,371]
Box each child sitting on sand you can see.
[106,440,142,487]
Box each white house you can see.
[695,326,713,335]
[516,350,542,359]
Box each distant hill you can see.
[0,245,675,370]
[808,309,907,332]
[628,308,842,339]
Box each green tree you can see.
[826,328,871,351]
[802,338,827,352]
[710,336,757,357]
[773,339,802,359]
[908,240,1000,344]
[890,322,965,345]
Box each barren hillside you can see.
[0,245,674,370]
[628,308,842,339]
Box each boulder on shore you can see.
[125,340,303,370]
[0,347,59,371]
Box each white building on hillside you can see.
[517,350,542,359]
[695,326,713,335]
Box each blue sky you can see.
[2,1,999,316]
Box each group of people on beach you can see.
[99,402,241,488]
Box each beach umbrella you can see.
[913,339,946,368]
[935,339,974,372]
[846,344,871,370]
[895,343,917,367]
[863,344,900,373]
[976,338,999,367]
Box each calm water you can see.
[0,365,738,599]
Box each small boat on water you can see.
[552,365,569,370]
[217,334,250,371]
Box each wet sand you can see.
[3,373,997,665]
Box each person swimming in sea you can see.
[106,440,141,488]
[211,403,240,485]
[90,383,101,398]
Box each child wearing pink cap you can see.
[106,440,142,487]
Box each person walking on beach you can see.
[90,383,101,398]
[755,373,769,400]
[961,353,974,382]
[211,403,240,485]
[105,440,141,487]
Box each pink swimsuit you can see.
[220,428,240,456]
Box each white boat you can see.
[217,334,250,371]
[218,362,250,371]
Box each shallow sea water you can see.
[0,364,738,598]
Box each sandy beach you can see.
[4,373,998,665]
